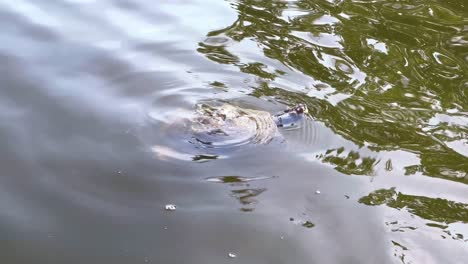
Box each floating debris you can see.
[345,195,350,199]
[192,154,220,162]
[165,204,177,211]
[315,190,321,194]
[205,175,275,183]
[228,252,237,258]
[302,221,315,228]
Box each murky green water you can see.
[0,0,467,263]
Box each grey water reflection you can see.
[206,175,274,211]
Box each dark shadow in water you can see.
[231,188,267,212]
[206,175,275,212]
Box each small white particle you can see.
[315,190,321,194]
[428,8,434,16]
[165,204,177,211]
[228,252,237,258]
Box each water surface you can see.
[0,0,467,263]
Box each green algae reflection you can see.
[359,188,468,224]
[319,147,379,176]
[198,0,468,183]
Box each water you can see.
[0,0,467,263]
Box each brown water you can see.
[0,0,467,263]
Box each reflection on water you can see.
[206,175,274,212]
[231,188,267,212]
[205,175,276,183]
[359,187,468,224]
[198,0,468,183]
[319,147,379,176]
[360,187,468,262]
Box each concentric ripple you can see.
[189,101,278,150]
[142,98,282,162]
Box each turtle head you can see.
[294,104,308,114]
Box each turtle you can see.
[147,101,309,162]
[189,102,308,149]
